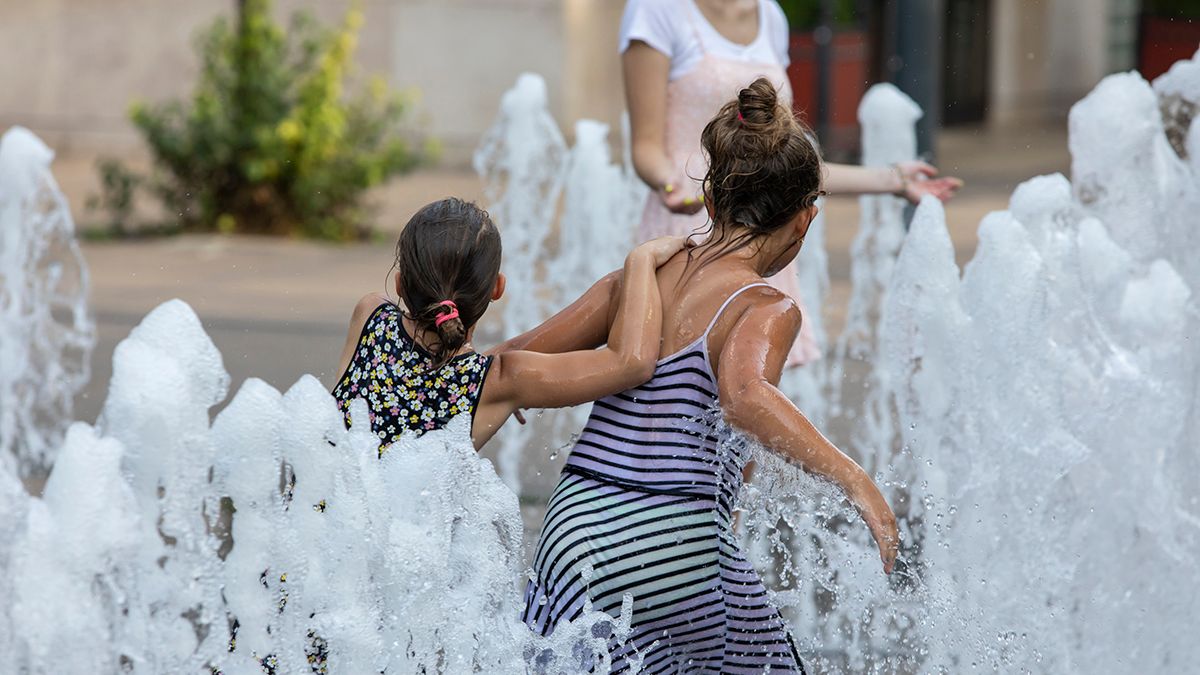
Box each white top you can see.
[619,0,791,81]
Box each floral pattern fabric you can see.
[332,302,491,454]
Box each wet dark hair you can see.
[694,77,824,267]
[394,197,502,366]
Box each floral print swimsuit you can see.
[232,304,490,675]
[332,302,492,452]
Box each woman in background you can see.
[622,0,962,366]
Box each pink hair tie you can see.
[434,300,460,327]
[737,111,745,122]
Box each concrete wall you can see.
[1,0,1122,165]
[390,0,567,161]
[562,0,627,135]
[0,0,626,164]
[988,0,1114,126]
[0,0,225,152]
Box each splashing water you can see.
[475,75,648,494]
[825,84,922,472]
[0,296,623,672]
[0,126,94,477]
[739,61,1200,673]
[892,64,1200,672]
[473,74,566,493]
[553,119,644,289]
[4,50,1200,673]
[0,128,623,672]
[472,56,1200,673]
[474,73,568,341]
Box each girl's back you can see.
[655,253,780,365]
[559,257,768,494]
[527,253,806,670]
[561,254,786,493]
[524,79,897,672]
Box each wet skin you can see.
[334,236,689,449]
[498,206,900,575]
[622,3,962,210]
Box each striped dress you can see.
[522,284,805,674]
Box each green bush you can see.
[96,0,429,240]
[1145,0,1200,19]
[85,158,141,235]
[777,0,859,31]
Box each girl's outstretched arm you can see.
[716,291,900,574]
[472,237,684,445]
[489,271,620,356]
[824,161,962,204]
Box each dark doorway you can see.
[942,0,990,125]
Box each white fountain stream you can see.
[2,51,1199,673]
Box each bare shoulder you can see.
[334,293,393,388]
[713,284,802,384]
[350,292,392,324]
[479,348,519,405]
[706,282,801,371]
[735,284,802,325]
[711,284,804,356]
[343,292,393,348]
[354,292,391,314]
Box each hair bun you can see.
[699,75,822,245]
[736,78,780,125]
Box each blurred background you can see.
[0,0,1195,478]
[5,0,1195,166]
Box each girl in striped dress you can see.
[503,79,899,673]
[267,201,681,674]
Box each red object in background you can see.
[1139,16,1200,80]
[786,31,868,157]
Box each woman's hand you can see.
[894,160,963,204]
[631,235,690,266]
[656,180,706,215]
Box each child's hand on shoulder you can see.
[630,236,691,267]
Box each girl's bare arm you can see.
[716,291,899,573]
[333,292,391,385]
[489,271,620,356]
[472,238,684,445]
[824,161,962,204]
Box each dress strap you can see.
[702,282,773,338]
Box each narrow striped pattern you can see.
[523,284,805,673]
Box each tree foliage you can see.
[98,0,428,239]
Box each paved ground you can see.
[65,123,1070,525]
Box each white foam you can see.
[739,56,1200,673]
[475,74,648,496]
[0,126,95,475]
[0,295,624,671]
[4,51,1200,675]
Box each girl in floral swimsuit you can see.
[254,199,680,674]
[332,196,686,452]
